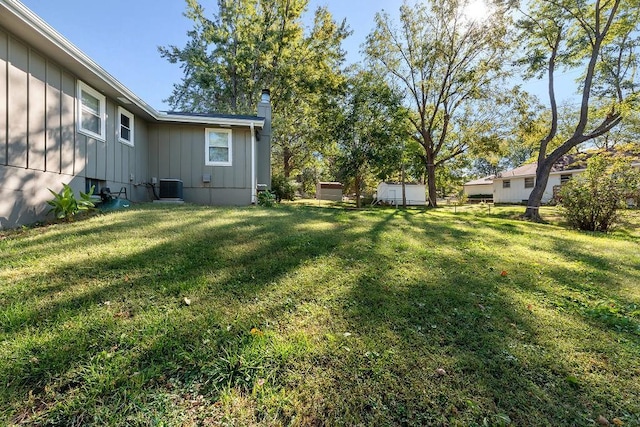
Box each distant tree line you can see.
[161,0,639,218]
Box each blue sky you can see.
[20,0,404,111]
[20,0,572,112]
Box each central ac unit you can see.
[159,179,183,200]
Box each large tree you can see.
[332,70,409,207]
[365,0,513,206]
[160,0,349,178]
[517,0,639,220]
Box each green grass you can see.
[1,203,639,426]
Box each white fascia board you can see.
[550,169,585,176]
[158,114,265,128]
[2,0,264,129]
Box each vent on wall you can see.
[159,179,183,200]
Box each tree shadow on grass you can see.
[0,204,358,423]
[301,209,639,425]
[1,205,638,425]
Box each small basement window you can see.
[524,177,535,188]
[205,128,232,166]
[502,180,511,188]
[85,178,105,194]
[77,80,106,140]
[118,106,134,146]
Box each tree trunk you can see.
[523,159,554,221]
[355,174,362,208]
[283,147,292,178]
[426,161,438,207]
[401,163,407,209]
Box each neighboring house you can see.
[462,176,494,199]
[0,0,271,229]
[464,151,640,204]
[374,182,426,206]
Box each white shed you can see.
[374,183,426,206]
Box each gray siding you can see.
[7,35,28,168]
[0,27,149,228]
[148,124,253,205]
[46,61,62,174]
[0,29,6,166]
[130,120,149,201]
[61,71,76,175]
[1,17,268,228]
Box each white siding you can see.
[463,184,493,196]
[494,173,575,204]
[494,177,534,203]
[376,183,426,205]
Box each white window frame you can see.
[502,180,511,188]
[117,106,135,146]
[205,128,233,166]
[77,80,106,141]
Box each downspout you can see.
[251,122,256,204]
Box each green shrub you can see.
[257,190,276,207]
[47,184,95,220]
[559,157,639,232]
[271,175,296,202]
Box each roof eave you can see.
[158,114,265,128]
[1,0,263,128]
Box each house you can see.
[0,0,271,229]
[464,150,640,204]
[374,182,426,206]
[462,176,494,201]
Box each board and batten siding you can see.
[148,124,253,205]
[0,27,145,228]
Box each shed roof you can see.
[318,182,343,189]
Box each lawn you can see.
[1,203,639,426]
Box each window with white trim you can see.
[77,81,106,140]
[118,106,134,146]
[502,180,511,188]
[560,174,572,184]
[205,128,232,166]
[524,177,535,188]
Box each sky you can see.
[19,0,405,111]
[19,0,572,112]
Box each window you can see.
[85,178,105,194]
[118,107,135,146]
[502,180,511,188]
[77,81,106,140]
[560,174,572,184]
[524,177,535,188]
[205,128,232,166]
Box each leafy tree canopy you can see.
[365,0,514,206]
[516,0,640,220]
[160,0,350,179]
